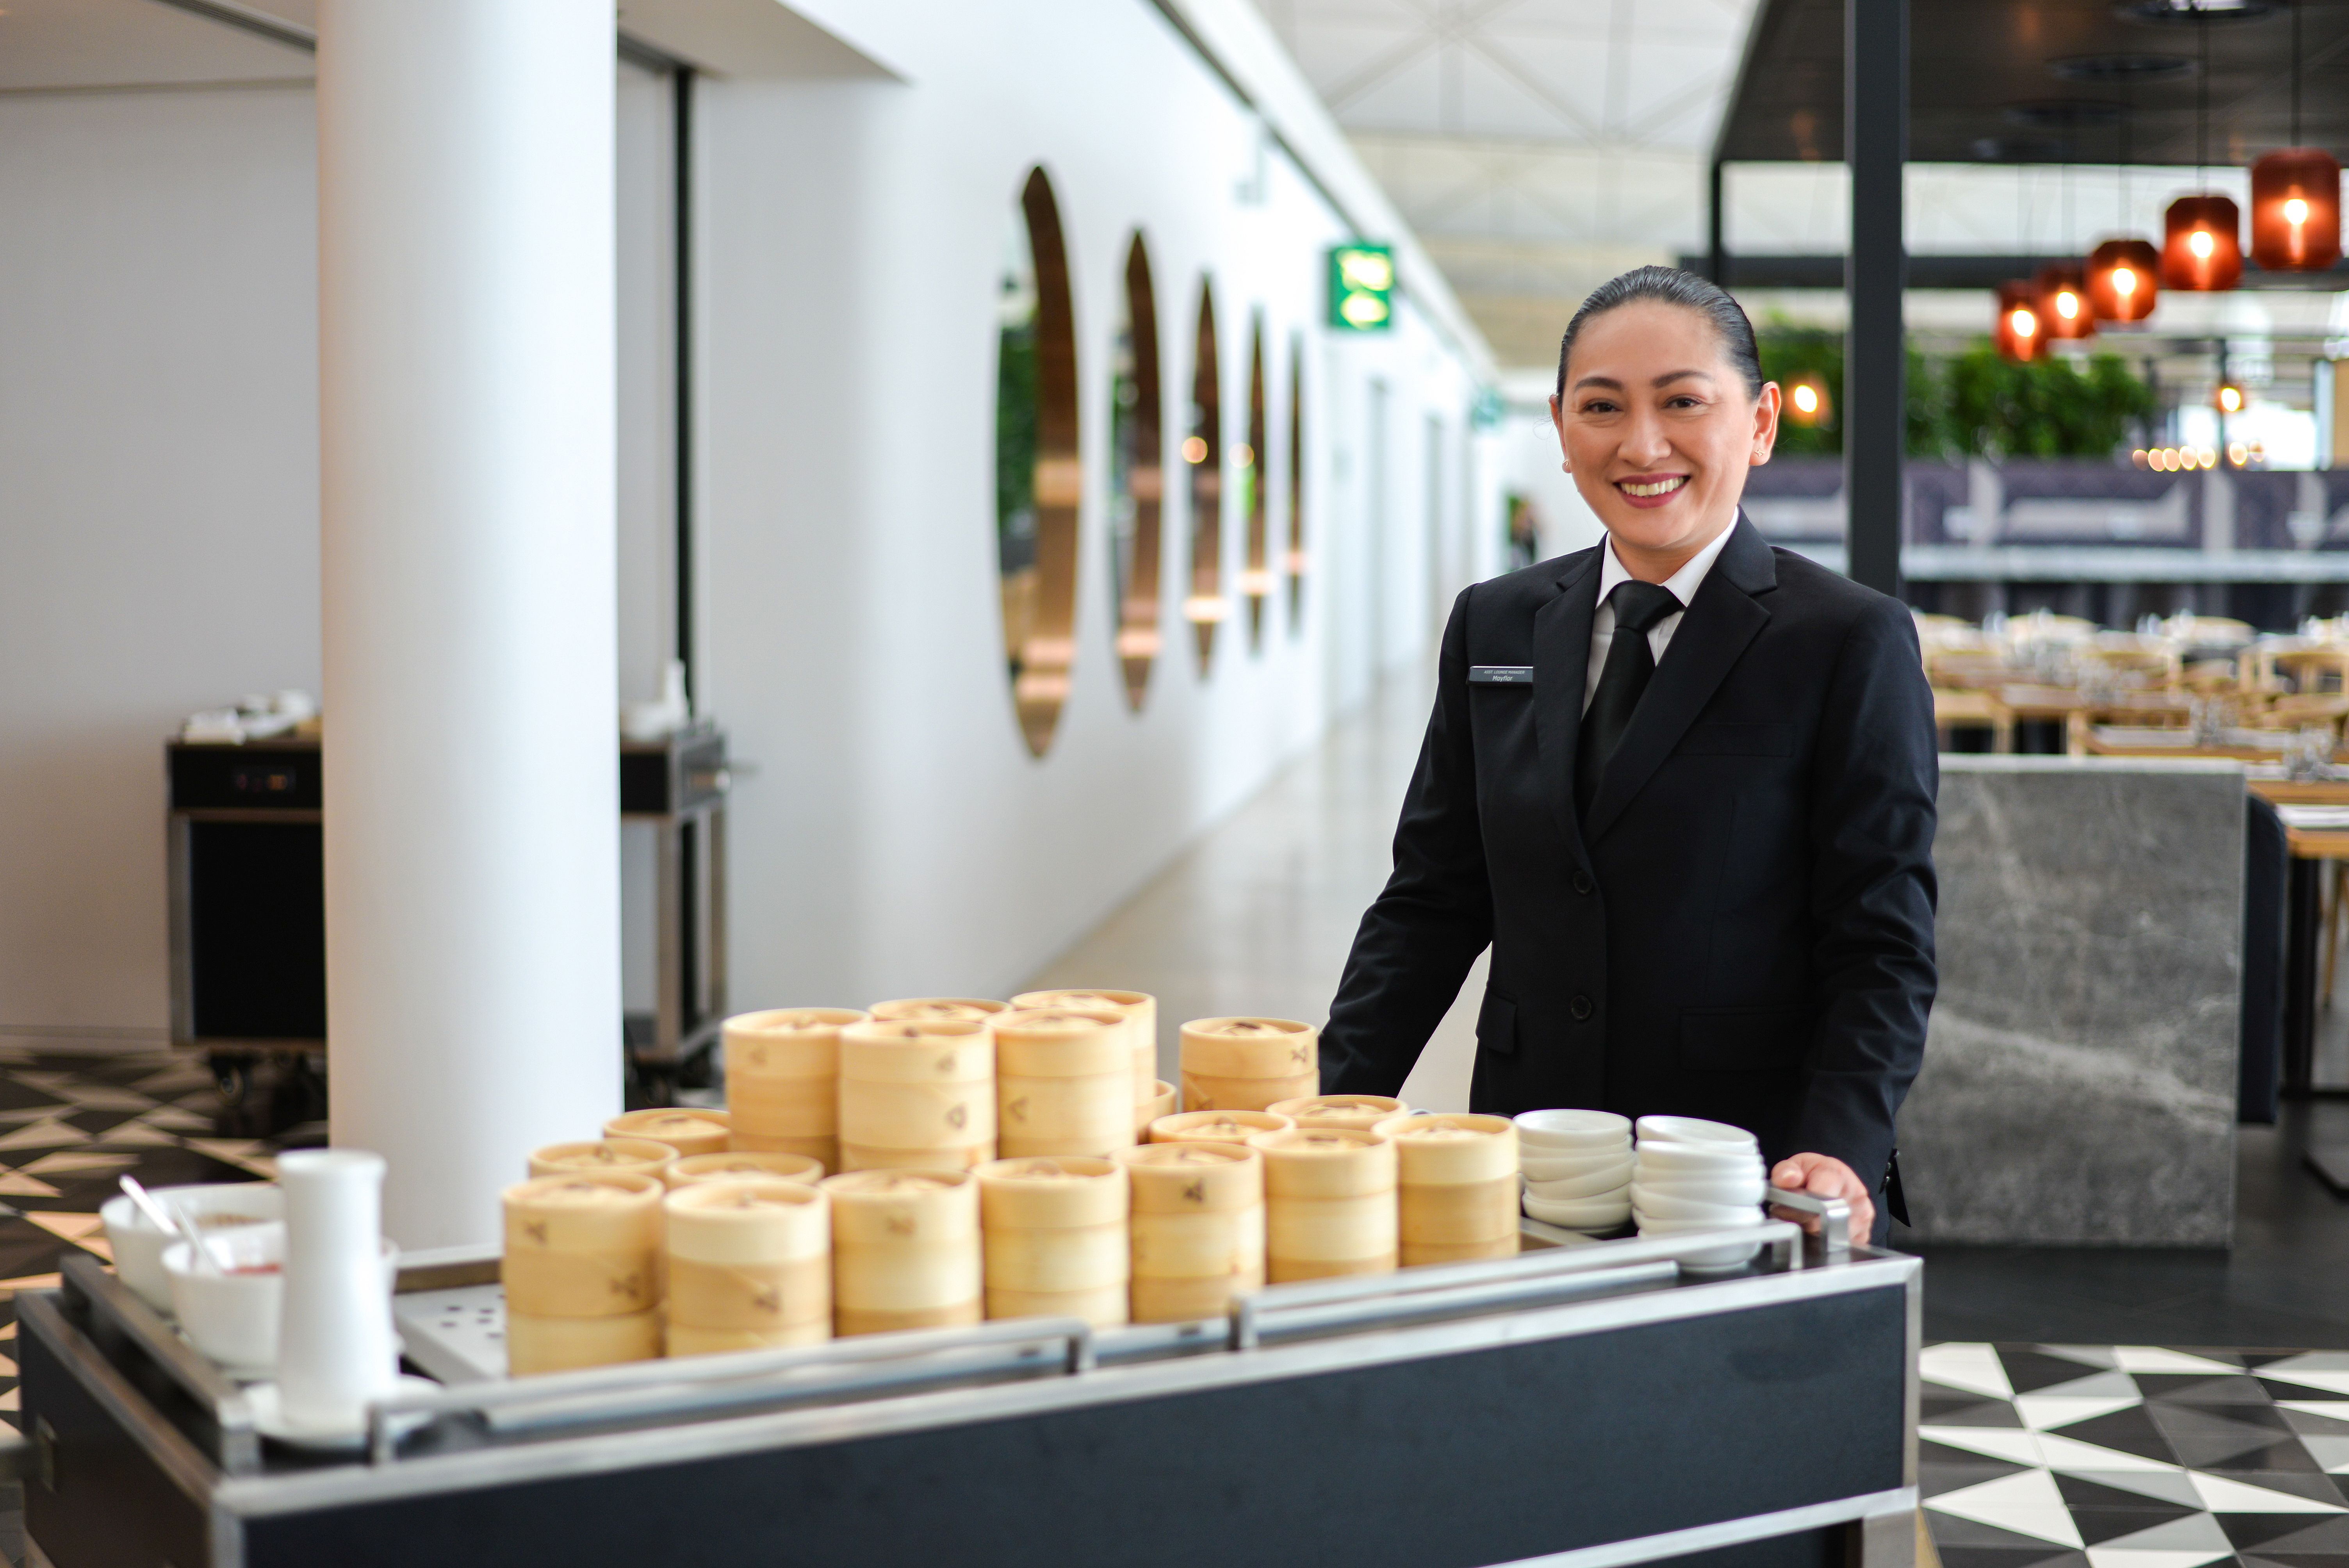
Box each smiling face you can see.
[1549,299,1781,583]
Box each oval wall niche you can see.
[1242,316,1269,650]
[1183,282,1224,670]
[1286,335,1306,633]
[994,167,1081,757]
[1109,235,1164,710]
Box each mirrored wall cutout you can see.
[1109,235,1164,710]
[1183,282,1225,670]
[1286,335,1306,633]
[1242,317,1269,650]
[995,167,1081,757]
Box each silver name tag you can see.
[1469,666,1534,685]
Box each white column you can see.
[317,0,620,1249]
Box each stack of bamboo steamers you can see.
[499,996,1518,1376]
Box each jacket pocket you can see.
[1678,1006,1811,1072]
[1476,989,1518,1057]
[1676,722,1795,757]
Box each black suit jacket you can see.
[1322,516,1937,1195]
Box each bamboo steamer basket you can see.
[993,1009,1135,1158]
[1179,1017,1318,1112]
[507,1309,661,1375]
[821,1170,982,1335]
[1150,1109,1291,1145]
[667,1321,829,1356]
[1269,1095,1408,1133]
[729,1131,838,1171]
[501,1172,665,1318]
[975,1157,1127,1322]
[1135,1080,1178,1136]
[724,1008,866,1149]
[1116,1142,1265,1322]
[1375,1113,1519,1260]
[1011,989,1158,1108]
[606,1108,733,1158]
[868,997,1008,1023]
[1249,1127,1396,1283]
[665,1150,826,1189]
[528,1138,676,1181]
[985,1284,1130,1324]
[664,1179,830,1335]
[836,1017,995,1171]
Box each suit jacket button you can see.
[1571,870,1594,896]
[1569,994,1594,1021]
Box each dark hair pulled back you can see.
[1554,265,1763,402]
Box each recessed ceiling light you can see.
[2116,0,2278,22]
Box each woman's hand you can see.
[1767,1153,1873,1242]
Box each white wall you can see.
[1497,367,1605,564]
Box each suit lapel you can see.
[1533,548,1604,863]
[1582,517,1779,846]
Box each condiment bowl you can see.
[1632,1188,1761,1222]
[1519,1151,1632,1184]
[164,1223,287,1377]
[103,1182,285,1313]
[1632,1140,1763,1174]
[1522,1192,1632,1230]
[1634,1115,1758,1150]
[1631,1172,1766,1206]
[1526,1165,1634,1201]
[1513,1110,1632,1151]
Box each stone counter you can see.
[1896,755,2243,1247]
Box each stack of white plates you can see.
[1631,1115,1764,1269]
[1513,1110,1633,1233]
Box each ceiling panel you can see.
[0,0,311,92]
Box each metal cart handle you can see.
[1764,1185,1852,1258]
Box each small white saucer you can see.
[244,1375,440,1452]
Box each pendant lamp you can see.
[2248,5,2341,271]
[2161,5,2245,291]
[1994,281,2046,363]
[2088,238,2161,321]
[2037,263,2096,339]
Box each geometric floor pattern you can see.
[1923,1342,2349,1568]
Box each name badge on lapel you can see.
[1469,666,1534,686]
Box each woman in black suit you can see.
[1320,268,1937,1242]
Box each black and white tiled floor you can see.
[1922,1341,2349,1565]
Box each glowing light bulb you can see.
[2056,290,2080,320]
[2010,308,2037,338]
[2190,229,2215,259]
[1182,436,1208,464]
[2112,266,2137,296]
[2287,197,2310,226]
[2219,386,2243,413]
[1792,384,1818,414]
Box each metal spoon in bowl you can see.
[119,1174,218,1276]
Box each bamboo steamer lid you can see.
[1265,1192,1397,1262]
[1151,1109,1291,1145]
[1131,1272,1261,1323]
[1269,1252,1395,1284]
[836,1302,982,1337]
[839,1140,994,1172]
[868,997,1007,1024]
[668,1320,829,1357]
[665,1151,825,1189]
[987,1283,1129,1326]
[606,1108,733,1158]
[983,1223,1128,1293]
[1249,1127,1397,1199]
[1397,1177,1520,1245]
[999,1072,1136,1159]
[1130,1207,1264,1279]
[506,1308,661,1376]
[837,1017,993,1082]
[724,1007,866,1080]
[1182,1069,1318,1115]
[976,1157,1127,1229]
[665,1179,827,1263]
[1403,1235,1520,1267]
[838,1079,996,1149]
[668,1255,831,1331]
[727,1076,838,1138]
[501,1172,664,1318]
[1011,989,1158,1103]
[1137,1080,1178,1133]
[1116,1141,1262,1214]
[1179,1017,1317,1080]
[1270,1095,1409,1133]
[729,1131,836,1172]
[991,1009,1129,1077]
[529,1138,676,1181]
[821,1169,979,1245]
[1376,1113,1518,1185]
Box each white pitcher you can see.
[274,1149,400,1433]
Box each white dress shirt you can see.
[1583,522,1739,714]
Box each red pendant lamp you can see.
[2161,6,2244,292]
[2037,263,2096,339]
[1994,281,2046,363]
[2247,5,2340,272]
[2088,239,2160,321]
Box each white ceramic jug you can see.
[274,1149,400,1433]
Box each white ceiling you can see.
[1251,0,1763,363]
[0,0,311,93]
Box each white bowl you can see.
[164,1224,286,1376]
[1513,1110,1632,1149]
[1633,1141,1764,1174]
[1522,1192,1633,1229]
[1519,1150,1632,1183]
[103,1182,285,1313]
[1633,1189,1761,1222]
[1632,1173,1767,1206]
[1526,1167,1633,1201]
[1635,1115,1759,1150]
[1634,1211,1766,1234]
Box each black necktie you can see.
[1576,580,1681,817]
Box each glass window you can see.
[1183,283,1224,669]
[1109,236,1163,709]
[996,169,1080,757]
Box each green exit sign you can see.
[1328,243,1394,331]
